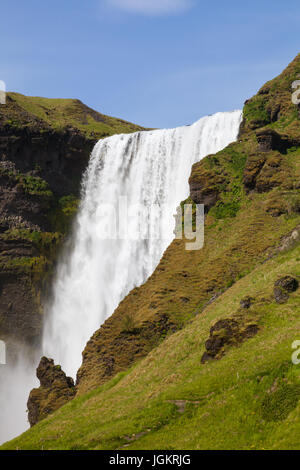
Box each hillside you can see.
[2,54,300,450]
[2,235,300,450]
[5,92,145,140]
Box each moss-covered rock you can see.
[201,313,259,363]
[27,357,76,426]
[273,275,299,304]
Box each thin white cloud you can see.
[107,0,193,15]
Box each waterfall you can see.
[43,110,242,378]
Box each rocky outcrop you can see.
[201,274,299,363]
[0,126,94,200]
[201,316,259,364]
[273,276,299,304]
[189,161,225,212]
[243,150,294,193]
[255,128,300,153]
[27,357,75,426]
[240,296,254,309]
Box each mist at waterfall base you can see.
[43,110,242,378]
[0,110,242,445]
[0,356,38,444]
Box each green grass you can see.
[243,95,271,127]
[243,53,300,135]
[210,200,241,219]
[6,92,145,139]
[16,173,53,198]
[3,240,300,450]
[47,194,80,234]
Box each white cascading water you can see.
[43,110,242,378]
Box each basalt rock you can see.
[273,276,299,304]
[201,316,259,363]
[255,128,300,153]
[243,152,292,193]
[189,160,225,211]
[27,357,76,426]
[0,118,95,200]
[0,112,94,360]
[240,296,254,309]
[275,276,299,293]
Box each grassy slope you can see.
[2,239,300,450]
[76,181,300,394]
[5,92,145,139]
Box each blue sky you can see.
[0,0,299,128]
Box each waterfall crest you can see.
[43,110,242,378]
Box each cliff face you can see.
[0,93,144,362]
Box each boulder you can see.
[275,276,299,292]
[273,276,299,304]
[240,296,254,309]
[201,317,258,363]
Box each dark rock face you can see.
[201,317,259,363]
[242,154,266,191]
[189,184,219,211]
[256,129,281,152]
[275,276,299,292]
[0,124,94,361]
[189,161,225,212]
[255,128,300,153]
[274,287,289,304]
[0,125,94,199]
[242,152,291,193]
[0,271,42,351]
[27,357,75,427]
[274,276,299,304]
[240,296,254,309]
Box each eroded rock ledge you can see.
[27,357,75,427]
